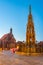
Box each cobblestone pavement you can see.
[0,51,43,65]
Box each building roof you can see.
[1,33,16,43]
[38,41,43,45]
[17,41,25,45]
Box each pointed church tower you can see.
[10,28,12,34]
[26,5,35,53]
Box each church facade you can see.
[0,28,16,50]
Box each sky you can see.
[0,0,43,42]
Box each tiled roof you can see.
[0,33,16,43]
[38,41,43,45]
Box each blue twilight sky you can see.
[0,0,43,42]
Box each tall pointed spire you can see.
[29,5,31,15]
[26,5,35,53]
[10,28,12,34]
